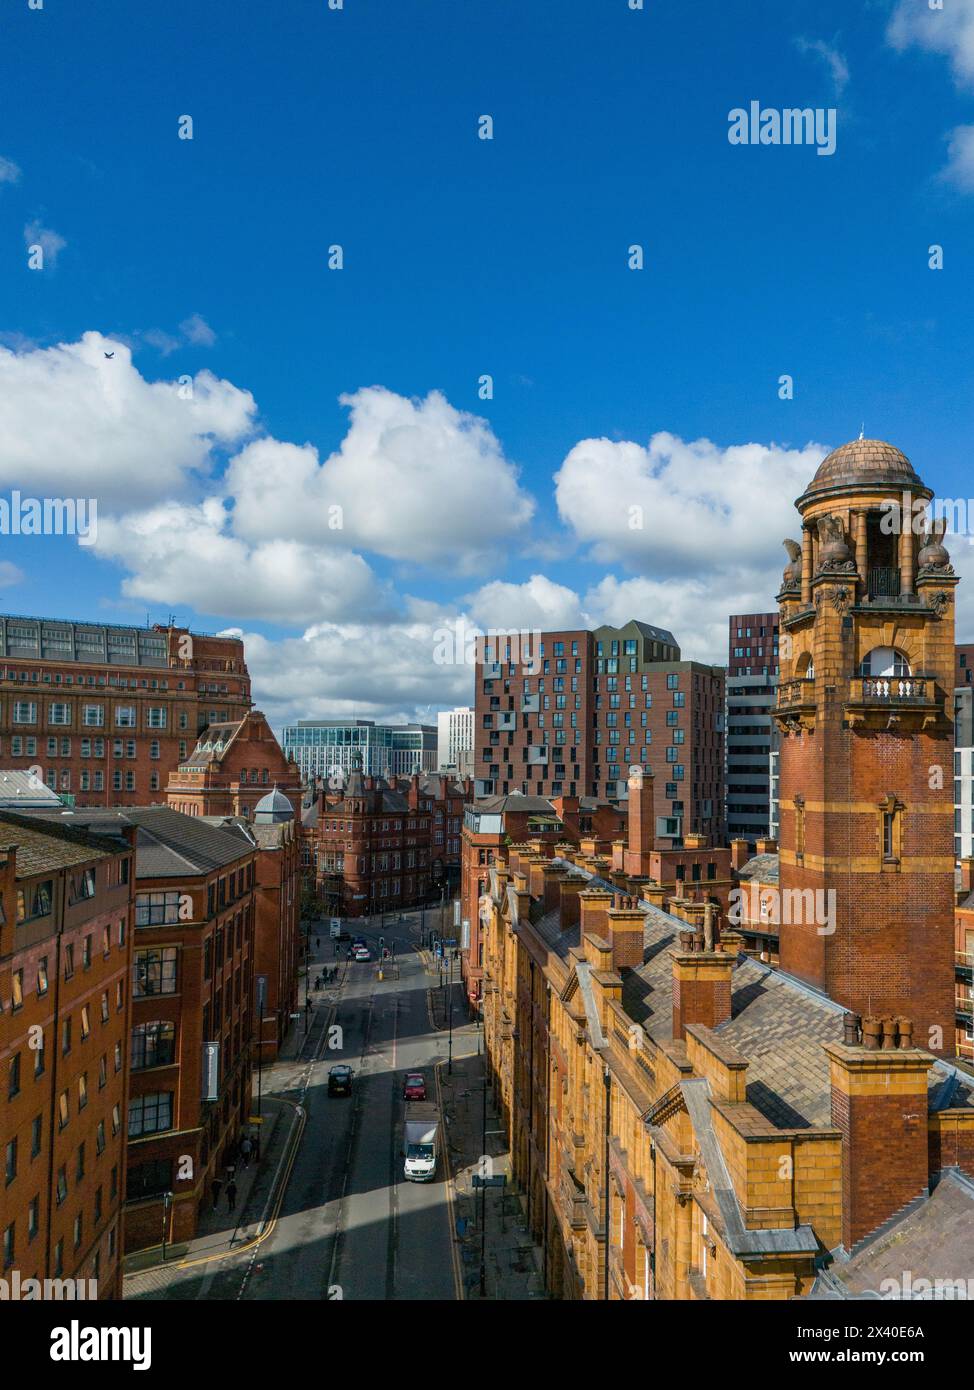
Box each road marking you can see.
[434,1060,465,1301]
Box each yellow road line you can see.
[434,1060,465,1301]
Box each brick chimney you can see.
[672,908,734,1040]
[826,1017,931,1252]
[407,772,421,810]
[755,836,778,855]
[579,889,615,942]
[558,876,585,928]
[730,838,751,871]
[542,862,568,914]
[605,896,645,970]
[625,769,655,877]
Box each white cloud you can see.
[227,386,536,571]
[0,561,23,589]
[180,313,217,347]
[941,123,974,190]
[0,332,256,507]
[0,156,21,185]
[463,573,586,632]
[24,220,66,268]
[888,0,974,88]
[91,498,387,625]
[554,431,828,579]
[239,618,476,732]
[796,37,850,94]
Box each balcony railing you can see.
[956,952,973,985]
[867,567,901,598]
[853,676,930,703]
[776,678,815,709]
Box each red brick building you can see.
[474,620,724,847]
[0,615,250,809]
[165,710,302,820]
[0,811,135,1298]
[775,439,957,1053]
[312,764,471,920]
[26,806,258,1252]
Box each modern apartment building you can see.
[0,615,251,809]
[725,613,779,842]
[955,645,974,861]
[283,719,437,784]
[0,811,136,1298]
[436,706,474,776]
[473,620,724,847]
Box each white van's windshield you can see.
[407,1143,434,1160]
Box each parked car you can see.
[403,1073,427,1101]
[328,1064,353,1097]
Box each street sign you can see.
[472,1175,507,1189]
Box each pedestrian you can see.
[226,1180,238,1213]
[316,936,320,950]
[225,1163,236,1184]
[211,1177,223,1211]
[240,1135,253,1168]
[305,996,312,1015]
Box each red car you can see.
[403,1073,427,1101]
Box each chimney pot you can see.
[881,1017,898,1050]
[842,1012,861,1047]
[897,1017,914,1049]
[862,1016,882,1050]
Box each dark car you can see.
[327,1064,353,1097]
[403,1073,427,1101]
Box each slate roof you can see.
[738,853,779,885]
[24,806,254,879]
[810,1169,974,1298]
[557,858,974,1130]
[0,811,123,876]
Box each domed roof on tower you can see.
[802,439,921,500]
[253,786,294,823]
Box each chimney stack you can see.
[730,838,751,871]
[671,929,735,1041]
[605,895,645,971]
[624,768,655,877]
[826,1020,930,1251]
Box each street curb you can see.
[434,1059,465,1301]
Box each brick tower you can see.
[773,439,957,1054]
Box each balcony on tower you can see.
[844,648,946,730]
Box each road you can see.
[200,917,461,1301]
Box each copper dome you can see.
[804,439,920,497]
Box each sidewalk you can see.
[123,1089,302,1299]
[437,1048,546,1300]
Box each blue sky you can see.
[1,0,973,728]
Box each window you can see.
[134,947,178,996]
[128,1092,174,1137]
[114,705,136,727]
[17,881,53,923]
[82,704,104,727]
[11,969,23,1012]
[127,1159,174,1201]
[78,1074,88,1111]
[12,701,36,724]
[147,707,167,729]
[48,702,70,725]
[30,1116,42,1158]
[2,1223,13,1270]
[131,1023,176,1073]
[5,1138,17,1186]
[27,1196,38,1242]
[58,1092,69,1130]
[136,891,182,926]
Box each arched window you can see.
[859,647,910,678]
